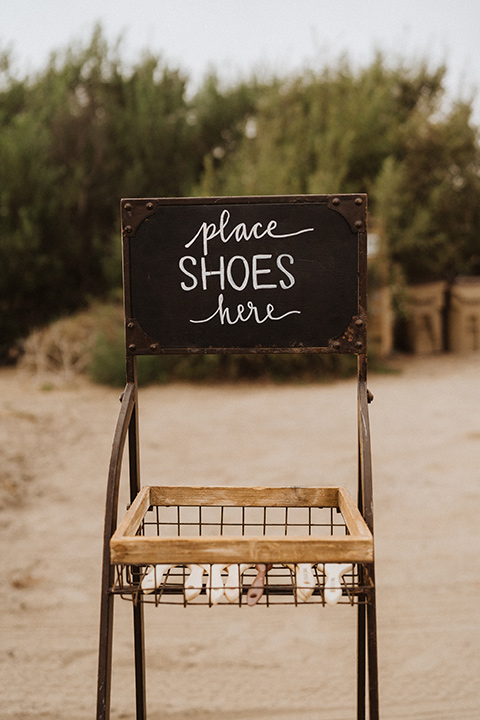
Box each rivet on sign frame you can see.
[146,202,154,210]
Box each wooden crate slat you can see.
[113,486,151,538]
[111,534,373,564]
[148,485,339,508]
[337,487,372,539]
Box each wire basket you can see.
[111,485,373,607]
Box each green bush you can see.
[86,326,126,386]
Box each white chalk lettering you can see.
[201,255,225,290]
[179,256,198,291]
[179,253,297,293]
[252,254,276,290]
[190,293,301,326]
[185,209,314,255]
[277,253,296,289]
[226,255,250,291]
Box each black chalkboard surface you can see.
[122,195,367,353]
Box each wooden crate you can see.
[111,485,373,565]
[110,485,373,607]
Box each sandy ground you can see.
[1,353,479,720]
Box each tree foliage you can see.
[197,57,480,286]
[374,100,480,282]
[0,28,195,349]
[1,28,479,354]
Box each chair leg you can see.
[97,575,114,720]
[366,578,379,720]
[357,600,367,720]
[97,578,147,720]
[133,600,147,719]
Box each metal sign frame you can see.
[121,194,367,355]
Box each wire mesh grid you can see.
[112,502,372,606]
[142,503,347,538]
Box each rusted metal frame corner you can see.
[327,193,367,233]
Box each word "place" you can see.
[185,209,314,256]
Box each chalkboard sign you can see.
[122,195,367,354]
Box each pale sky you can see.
[2,0,480,118]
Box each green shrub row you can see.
[3,25,480,358]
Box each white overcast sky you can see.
[2,0,480,119]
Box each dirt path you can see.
[1,354,479,719]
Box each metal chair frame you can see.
[96,194,379,719]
